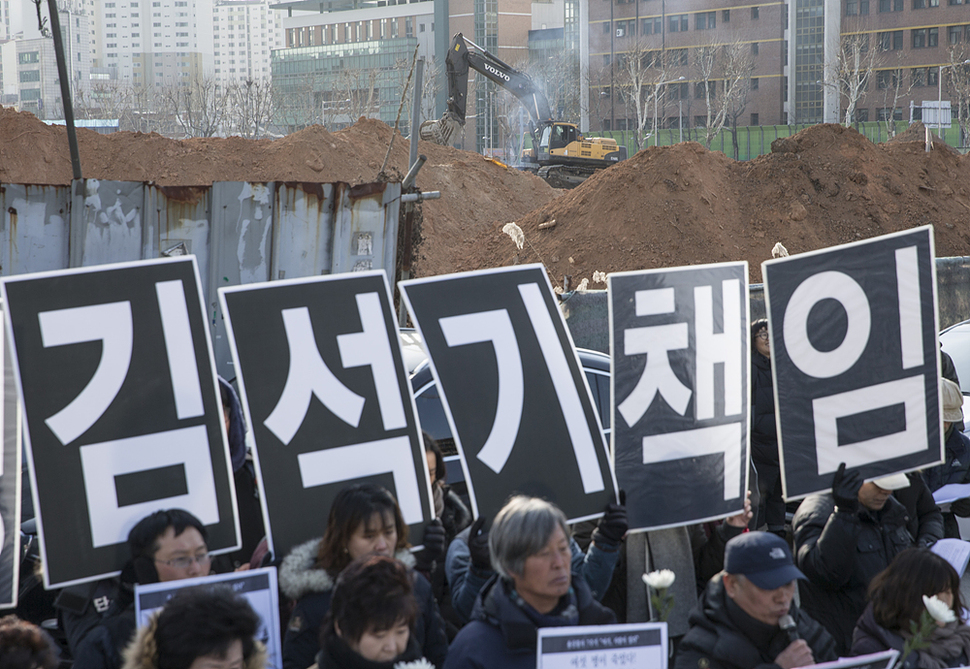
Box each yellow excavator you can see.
[419,33,627,189]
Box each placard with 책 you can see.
[134,567,282,669]
[399,264,617,523]
[0,257,240,588]
[609,262,749,531]
[219,270,434,557]
[537,623,668,669]
[762,227,942,500]
[0,301,21,608]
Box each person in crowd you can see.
[0,615,59,669]
[674,532,836,669]
[852,548,970,667]
[749,319,785,538]
[424,434,471,637]
[122,586,265,669]
[72,508,213,669]
[792,463,918,655]
[279,483,448,669]
[444,497,626,625]
[923,379,970,537]
[443,496,616,669]
[892,471,945,546]
[219,376,265,566]
[424,435,471,544]
[315,554,428,669]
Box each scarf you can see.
[901,622,970,669]
[507,580,580,628]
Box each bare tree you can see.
[614,41,670,150]
[163,78,229,137]
[827,34,879,125]
[225,77,276,138]
[693,39,753,154]
[944,45,970,146]
[333,67,381,124]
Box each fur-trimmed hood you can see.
[121,614,267,669]
[278,538,416,601]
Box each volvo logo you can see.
[485,63,511,81]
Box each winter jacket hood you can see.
[121,613,267,669]
[279,537,416,601]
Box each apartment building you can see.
[95,0,214,86]
[212,0,283,84]
[13,7,90,117]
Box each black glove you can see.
[591,500,628,550]
[467,516,492,572]
[832,462,862,513]
[415,519,446,572]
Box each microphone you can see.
[779,614,799,645]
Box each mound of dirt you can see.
[461,123,970,284]
[0,107,556,277]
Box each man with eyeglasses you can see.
[70,509,212,669]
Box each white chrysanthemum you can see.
[576,278,589,291]
[923,595,957,624]
[772,242,789,258]
[502,222,525,250]
[395,659,435,669]
[642,569,676,590]
[592,271,607,284]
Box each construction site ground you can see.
[1,105,968,282]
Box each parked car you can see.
[940,319,970,394]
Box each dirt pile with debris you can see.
[0,106,555,277]
[461,123,970,284]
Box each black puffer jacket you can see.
[792,493,915,655]
[751,352,778,466]
[674,573,837,669]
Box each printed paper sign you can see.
[135,568,282,669]
[537,623,668,669]
[763,227,942,499]
[1,257,239,587]
[609,263,749,531]
[220,271,434,557]
[400,265,617,522]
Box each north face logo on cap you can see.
[769,547,786,560]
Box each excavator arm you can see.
[420,33,551,145]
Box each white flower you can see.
[923,595,957,624]
[642,569,676,590]
[592,271,608,284]
[502,222,524,250]
[576,278,589,291]
[395,659,435,669]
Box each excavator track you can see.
[537,165,600,189]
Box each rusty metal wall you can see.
[0,179,402,376]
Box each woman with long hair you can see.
[279,483,447,669]
[852,548,970,668]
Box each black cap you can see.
[725,532,806,590]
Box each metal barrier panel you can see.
[273,182,336,278]
[71,180,145,268]
[0,184,70,276]
[331,182,401,276]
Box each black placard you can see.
[0,257,239,588]
[0,309,21,607]
[609,262,749,531]
[400,265,617,522]
[220,271,433,558]
[762,227,942,499]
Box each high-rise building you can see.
[13,7,90,117]
[212,0,283,84]
[95,0,214,86]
